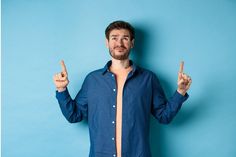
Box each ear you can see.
[105,38,109,48]
[131,39,135,48]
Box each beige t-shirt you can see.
[110,66,132,157]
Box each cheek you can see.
[107,43,115,48]
[111,44,117,49]
[125,42,132,48]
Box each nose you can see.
[117,38,124,46]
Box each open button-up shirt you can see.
[56,60,189,157]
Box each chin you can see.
[116,50,128,54]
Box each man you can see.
[53,20,192,157]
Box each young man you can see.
[53,20,192,157]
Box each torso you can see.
[110,66,132,157]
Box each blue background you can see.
[2,0,236,157]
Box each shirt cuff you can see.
[56,88,70,101]
[173,90,189,103]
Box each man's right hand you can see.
[53,60,69,92]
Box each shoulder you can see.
[88,68,104,76]
[137,66,156,77]
[83,68,104,80]
[136,66,161,85]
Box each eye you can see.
[123,37,129,41]
[111,37,117,41]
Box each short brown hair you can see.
[105,20,135,40]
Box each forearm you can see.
[56,88,83,123]
[153,91,188,124]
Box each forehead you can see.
[109,29,131,36]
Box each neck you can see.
[110,58,130,70]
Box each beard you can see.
[109,46,131,60]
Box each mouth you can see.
[115,47,126,51]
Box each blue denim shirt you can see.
[56,60,188,157]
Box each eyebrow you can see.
[110,34,130,37]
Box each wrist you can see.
[177,89,186,96]
[57,87,66,92]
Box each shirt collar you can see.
[102,60,139,75]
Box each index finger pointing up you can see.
[179,61,184,73]
[60,60,68,74]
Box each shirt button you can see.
[112,137,114,140]
[112,121,115,124]
[113,105,116,108]
[111,74,114,77]
[113,89,116,92]
[113,154,116,157]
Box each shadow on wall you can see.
[149,76,174,157]
[133,25,205,157]
[132,25,151,67]
[133,25,168,157]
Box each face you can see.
[106,29,134,60]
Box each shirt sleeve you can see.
[151,72,189,124]
[56,76,89,123]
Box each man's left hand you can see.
[177,61,192,96]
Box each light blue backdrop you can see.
[2,0,236,157]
